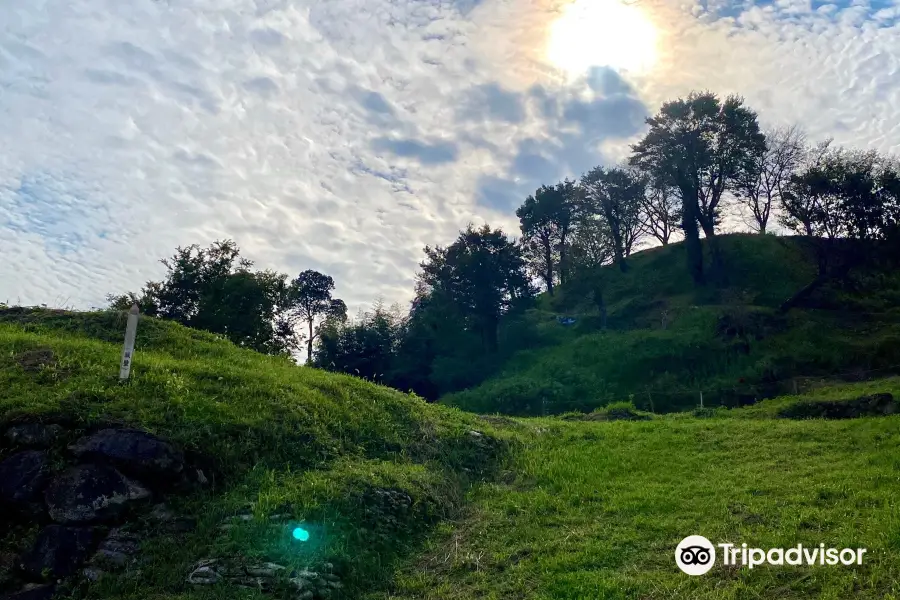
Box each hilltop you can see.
[0,308,507,600]
[444,234,900,415]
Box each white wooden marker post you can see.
[119,304,139,380]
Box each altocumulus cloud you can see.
[0,0,898,314]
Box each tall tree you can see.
[580,165,645,271]
[638,180,681,246]
[108,240,300,355]
[630,91,765,282]
[418,224,533,353]
[516,179,579,295]
[735,125,806,234]
[286,270,347,364]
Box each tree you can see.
[516,179,579,295]
[735,125,806,235]
[778,144,900,312]
[580,165,645,271]
[418,224,534,353]
[314,301,401,383]
[568,213,615,328]
[638,180,681,246]
[286,270,347,364]
[630,91,765,283]
[108,240,300,355]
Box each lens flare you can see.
[292,527,310,542]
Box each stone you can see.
[148,503,175,521]
[81,567,105,582]
[0,451,49,505]
[0,583,57,600]
[4,424,63,448]
[244,562,286,578]
[20,525,100,579]
[186,559,221,585]
[69,429,184,478]
[123,477,152,502]
[90,529,140,570]
[44,464,130,523]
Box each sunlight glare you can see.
[546,0,659,77]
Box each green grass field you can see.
[375,389,900,599]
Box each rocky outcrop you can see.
[0,452,49,506]
[69,429,184,478]
[186,558,342,600]
[44,464,133,524]
[0,421,207,599]
[20,526,100,579]
[4,425,62,449]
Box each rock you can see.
[244,562,286,578]
[81,567,104,582]
[44,464,130,523]
[0,451,49,505]
[0,583,57,600]
[20,525,100,579]
[186,559,221,585]
[123,477,152,502]
[4,424,63,448]
[90,528,140,570]
[69,429,184,478]
[148,503,175,521]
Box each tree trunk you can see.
[544,243,554,296]
[681,199,704,284]
[306,319,314,365]
[698,216,725,285]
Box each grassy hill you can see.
[0,308,508,599]
[373,381,900,599]
[1,306,899,599]
[444,234,900,415]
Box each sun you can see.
[546,0,659,77]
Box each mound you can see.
[0,308,507,600]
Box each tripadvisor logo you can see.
[676,535,716,575]
[675,536,867,576]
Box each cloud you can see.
[0,0,898,319]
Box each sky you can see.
[1,0,899,315]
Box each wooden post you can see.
[647,390,655,414]
[699,390,704,409]
[119,304,139,380]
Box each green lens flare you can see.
[292,527,310,542]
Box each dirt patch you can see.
[15,348,57,373]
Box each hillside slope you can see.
[445,234,900,415]
[0,308,506,600]
[374,379,900,600]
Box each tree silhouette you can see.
[630,91,765,283]
[419,224,533,353]
[286,270,347,364]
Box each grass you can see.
[445,234,900,415]
[373,386,900,599]
[0,308,508,599]
[3,307,900,599]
